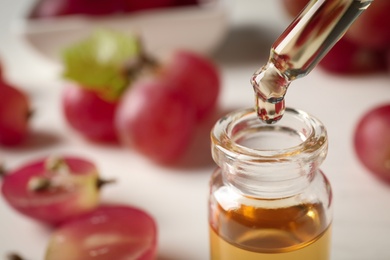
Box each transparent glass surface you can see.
[251,0,373,123]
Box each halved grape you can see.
[115,78,196,164]
[45,205,157,260]
[354,104,390,183]
[1,156,105,225]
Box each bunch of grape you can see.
[282,0,390,74]
[61,30,220,165]
[1,155,157,259]
[1,27,218,259]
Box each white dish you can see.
[12,1,230,61]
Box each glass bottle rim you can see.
[211,107,328,165]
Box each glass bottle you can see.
[208,108,332,260]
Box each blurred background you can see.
[0,0,389,259]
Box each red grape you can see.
[161,50,221,121]
[67,0,124,16]
[115,78,196,164]
[346,0,390,51]
[319,38,387,74]
[1,156,105,225]
[45,205,157,260]
[62,84,118,143]
[354,104,390,183]
[123,0,174,12]
[29,0,190,18]
[387,50,390,73]
[280,0,308,18]
[0,81,30,146]
[29,0,125,18]
[171,0,199,7]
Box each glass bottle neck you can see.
[211,108,328,198]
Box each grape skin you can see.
[0,82,30,146]
[354,104,390,183]
[162,50,221,121]
[115,78,196,164]
[62,85,118,143]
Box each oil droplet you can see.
[251,62,290,124]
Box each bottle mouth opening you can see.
[211,107,328,164]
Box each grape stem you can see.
[97,178,116,189]
[0,164,6,178]
[27,109,34,121]
[123,37,159,83]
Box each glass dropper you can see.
[252,0,373,124]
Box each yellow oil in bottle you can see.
[210,202,331,260]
